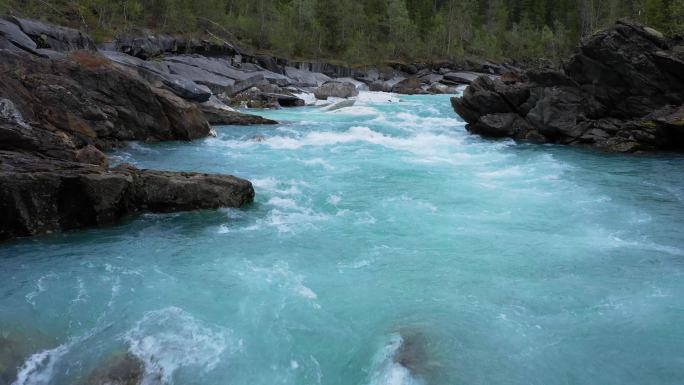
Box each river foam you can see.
[124,307,234,385]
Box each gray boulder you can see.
[164,60,236,94]
[164,55,253,81]
[115,30,238,59]
[427,82,458,94]
[199,96,278,124]
[334,77,368,91]
[102,51,212,102]
[284,66,331,87]
[4,16,96,52]
[419,73,444,84]
[324,99,356,111]
[0,18,39,54]
[392,77,427,94]
[314,81,359,100]
[369,80,392,92]
[161,55,292,92]
[442,71,483,84]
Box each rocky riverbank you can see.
[451,20,684,153]
[99,26,512,103]
[0,17,269,241]
[0,14,508,240]
[2,15,506,112]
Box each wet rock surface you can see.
[0,151,254,241]
[199,97,277,125]
[314,81,359,99]
[83,353,145,385]
[0,16,506,240]
[0,328,56,385]
[451,20,684,152]
[0,22,260,241]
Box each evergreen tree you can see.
[3,0,684,65]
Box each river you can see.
[1,92,684,385]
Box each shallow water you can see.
[1,92,684,385]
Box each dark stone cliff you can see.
[452,20,684,152]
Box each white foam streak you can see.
[247,261,318,302]
[356,91,401,104]
[367,334,423,385]
[263,126,462,156]
[124,307,232,385]
[25,273,56,307]
[12,344,69,385]
[12,326,106,385]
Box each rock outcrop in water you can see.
[83,353,145,385]
[0,18,260,241]
[0,152,254,240]
[451,20,684,152]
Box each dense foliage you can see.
[3,0,684,65]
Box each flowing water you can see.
[1,92,684,385]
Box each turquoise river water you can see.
[1,92,684,385]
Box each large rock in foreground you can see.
[0,49,211,149]
[0,151,254,241]
[0,32,264,241]
[451,20,684,152]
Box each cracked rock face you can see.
[451,19,684,152]
[0,44,256,241]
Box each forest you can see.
[3,0,684,65]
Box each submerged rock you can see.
[324,99,356,111]
[84,353,144,385]
[451,19,684,152]
[0,328,56,385]
[393,330,430,376]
